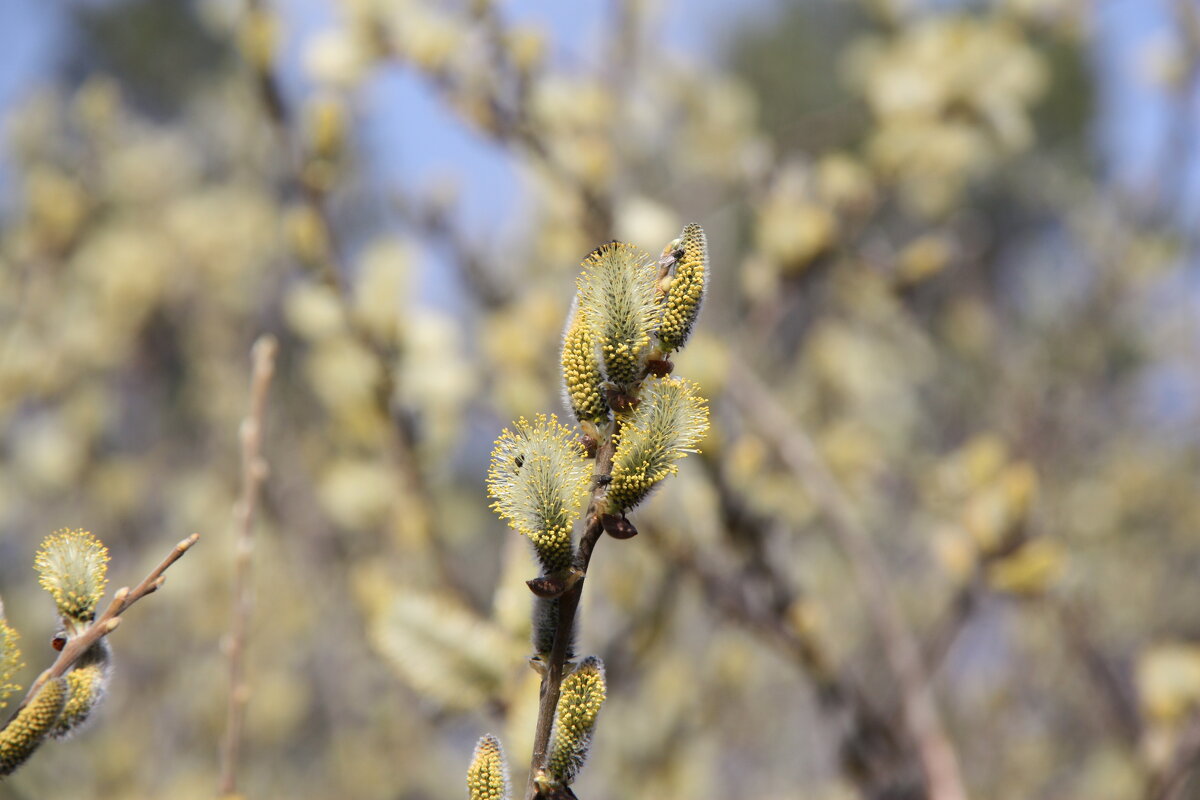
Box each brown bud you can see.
[646,358,674,377]
[600,513,638,540]
[527,576,567,598]
[579,433,598,459]
[605,388,640,413]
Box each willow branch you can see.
[10,533,201,720]
[218,335,278,797]
[727,362,969,800]
[524,433,617,800]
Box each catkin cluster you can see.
[0,530,115,777]
[474,226,710,800]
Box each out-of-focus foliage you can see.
[0,0,1198,798]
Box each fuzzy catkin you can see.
[606,377,709,514]
[656,223,707,352]
[0,678,67,776]
[467,734,511,800]
[546,657,606,786]
[487,415,592,574]
[577,242,658,391]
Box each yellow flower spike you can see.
[606,377,709,514]
[35,529,110,622]
[0,677,67,776]
[50,640,110,739]
[487,415,592,575]
[656,223,707,352]
[560,297,610,429]
[0,618,22,709]
[545,656,606,787]
[466,734,511,800]
[577,242,658,391]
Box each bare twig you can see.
[727,362,969,800]
[218,335,278,797]
[10,533,201,720]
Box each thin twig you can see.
[9,533,201,720]
[727,362,969,800]
[218,335,278,797]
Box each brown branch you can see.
[727,362,969,800]
[524,433,617,800]
[9,533,201,720]
[218,335,278,797]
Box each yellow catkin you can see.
[466,734,511,800]
[657,223,707,352]
[560,299,609,426]
[487,415,591,574]
[0,678,68,776]
[606,377,709,514]
[546,656,606,786]
[50,646,109,740]
[0,619,21,709]
[578,242,657,390]
[34,529,109,622]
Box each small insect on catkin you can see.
[544,656,607,788]
[656,223,707,353]
[0,677,68,776]
[467,734,511,800]
[34,529,110,625]
[487,415,592,575]
[577,242,659,393]
[606,377,709,514]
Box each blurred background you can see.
[0,0,1199,798]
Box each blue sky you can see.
[0,0,1195,230]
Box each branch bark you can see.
[727,362,969,800]
[218,335,278,797]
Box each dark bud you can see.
[646,358,674,377]
[527,576,567,598]
[605,388,640,413]
[51,633,67,652]
[579,434,598,459]
[600,513,639,540]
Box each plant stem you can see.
[524,431,617,800]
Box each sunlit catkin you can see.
[545,656,606,787]
[0,677,67,776]
[656,223,707,352]
[487,415,592,574]
[560,296,609,432]
[34,529,110,623]
[577,242,658,391]
[50,640,110,739]
[466,734,511,800]
[606,377,709,514]
[0,619,21,709]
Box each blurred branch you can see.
[239,0,477,610]
[218,335,277,798]
[726,362,969,800]
[1146,711,1200,800]
[9,534,201,720]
